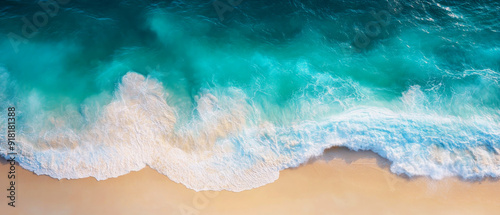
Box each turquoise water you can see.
[0,0,499,191]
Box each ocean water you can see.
[0,0,499,191]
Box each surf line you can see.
[6,107,16,207]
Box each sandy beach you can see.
[1,147,499,215]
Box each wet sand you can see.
[1,148,499,215]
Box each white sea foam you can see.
[1,72,500,191]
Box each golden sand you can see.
[1,148,499,215]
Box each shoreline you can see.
[1,147,499,214]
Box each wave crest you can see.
[1,72,500,191]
